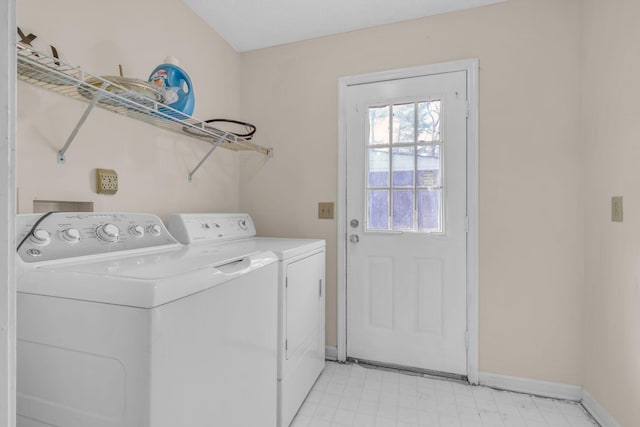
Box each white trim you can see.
[478,372,582,402]
[336,59,480,381]
[582,390,622,427]
[325,346,338,361]
[478,373,623,427]
[337,80,348,362]
[0,3,17,427]
[465,59,479,385]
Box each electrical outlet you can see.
[612,196,623,222]
[318,202,334,219]
[96,168,118,195]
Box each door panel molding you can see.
[337,59,479,383]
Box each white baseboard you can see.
[478,372,582,401]
[581,390,622,427]
[479,372,623,427]
[325,346,338,361]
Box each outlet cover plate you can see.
[318,202,334,219]
[96,168,118,195]
[612,196,623,222]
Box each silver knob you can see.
[129,225,145,238]
[30,229,51,246]
[147,224,162,236]
[26,248,42,257]
[60,228,81,244]
[96,223,120,243]
[349,234,360,244]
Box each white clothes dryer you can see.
[168,213,325,427]
[16,212,278,427]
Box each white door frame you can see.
[337,59,479,384]
[0,0,16,427]
[1,1,17,426]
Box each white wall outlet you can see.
[96,168,118,195]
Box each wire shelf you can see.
[16,42,272,180]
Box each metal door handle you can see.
[350,234,360,244]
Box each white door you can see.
[345,70,468,376]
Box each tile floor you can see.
[291,362,598,427]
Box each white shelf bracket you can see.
[57,81,107,164]
[187,132,231,182]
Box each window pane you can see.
[392,189,413,230]
[368,148,389,187]
[418,100,441,142]
[417,190,441,232]
[392,103,415,144]
[417,145,441,187]
[369,106,390,145]
[392,147,414,187]
[368,190,389,230]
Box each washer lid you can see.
[43,244,258,279]
[18,246,277,308]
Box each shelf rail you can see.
[16,42,272,180]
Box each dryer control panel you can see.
[168,213,257,245]
[17,212,179,263]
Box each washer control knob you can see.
[60,228,81,244]
[30,229,51,246]
[129,225,145,238]
[26,248,42,257]
[238,219,248,230]
[147,224,162,236]
[96,223,120,243]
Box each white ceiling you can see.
[183,0,507,52]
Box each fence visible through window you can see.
[366,99,443,233]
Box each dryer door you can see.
[281,251,325,427]
[284,252,324,365]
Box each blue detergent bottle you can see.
[148,56,195,120]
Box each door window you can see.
[366,100,443,233]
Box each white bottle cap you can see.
[164,55,179,66]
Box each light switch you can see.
[318,202,334,219]
[612,196,623,222]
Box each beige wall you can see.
[582,0,640,425]
[17,0,242,220]
[239,0,585,385]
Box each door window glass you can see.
[366,99,443,233]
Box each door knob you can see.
[349,234,360,244]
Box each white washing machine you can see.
[16,212,278,427]
[168,213,325,427]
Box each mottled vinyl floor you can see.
[291,362,598,427]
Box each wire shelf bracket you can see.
[57,81,107,164]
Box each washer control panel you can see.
[168,213,256,245]
[17,212,179,263]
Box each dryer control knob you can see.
[129,225,145,238]
[60,228,80,244]
[30,229,51,246]
[96,223,120,243]
[147,224,162,236]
